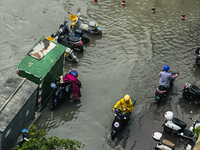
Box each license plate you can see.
[156,96,160,99]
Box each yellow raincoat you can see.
[113,98,134,114]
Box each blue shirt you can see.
[159,71,175,88]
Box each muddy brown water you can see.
[1,0,200,149]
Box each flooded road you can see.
[1,0,200,149]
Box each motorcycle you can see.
[47,36,79,63]
[51,20,86,52]
[64,20,90,44]
[195,47,200,67]
[49,70,82,110]
[69,9,102,35]
[152,132,192,150]
[110,100,136,140]
[155,72,179,105]
[182,82,200,105]
[16,129,29,147]
[162,111,200,142]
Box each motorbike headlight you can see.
[114,122,119,128]
[51,83,57,89]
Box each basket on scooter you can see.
[69,14,78,22]
[162,139,175,149]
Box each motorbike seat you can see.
[191,85,200,95]
[75,29,83,35]
[68,36,79,42]
[183,129,193,137]
[88,21,96,27]
[162,139,175,149]
[172,118,187,129]
[68,32,76,37]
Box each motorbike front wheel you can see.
[80,45,86,52]
[83,38,90,43]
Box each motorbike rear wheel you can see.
[196,57,200,67]
[110,130,117,140]
[49,100,55,110]
[183,92,193,102]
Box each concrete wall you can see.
[0,75,38,150]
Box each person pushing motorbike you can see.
[112,94,134,118]
[159,65,178,90]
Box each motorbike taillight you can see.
[77,41,83,46]
[184,86,188,89]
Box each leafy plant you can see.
[193,126,200,138]
[14,125,84,150]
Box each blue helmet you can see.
[163,65,170,71]
[51,83,57,89]
[69,70,78,77]
[22,129,28,133]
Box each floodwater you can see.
[1,0,200,149]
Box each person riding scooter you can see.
[112,94,134,118]
[60,70,82,100]
[159,65,179,90]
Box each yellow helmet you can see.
[124,94,130,102]
[72,22,76,27]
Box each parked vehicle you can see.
[110,100,136,140]
[47,36,79,63]
[69,8,102,35]
[16,129,29,147]
[49,70,82,110]
[195,47,200,67]
[155,72,179,104]
[182,82,200,105]
[162,111,199,143]
[64,20,90,44]
[51,21,86,52]
[152,132,192,150]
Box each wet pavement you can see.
[1,0,200,149]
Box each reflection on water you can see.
[1,0,200,149]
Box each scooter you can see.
[195,47,200,67]
[110,100,136,140]
[155,72,179,105]
[182,82,200,105]
[69,8,102,35]
[152,132,192,150]
[47,36,79,63]
[162,111,200,142]
[49,70,81,110]
[63,20,90,43]
[51,21,86,52]
[49,77,71,110]
[16,129,29,147]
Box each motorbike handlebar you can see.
[188,117,200,123]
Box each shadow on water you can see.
[35,99,82,132]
